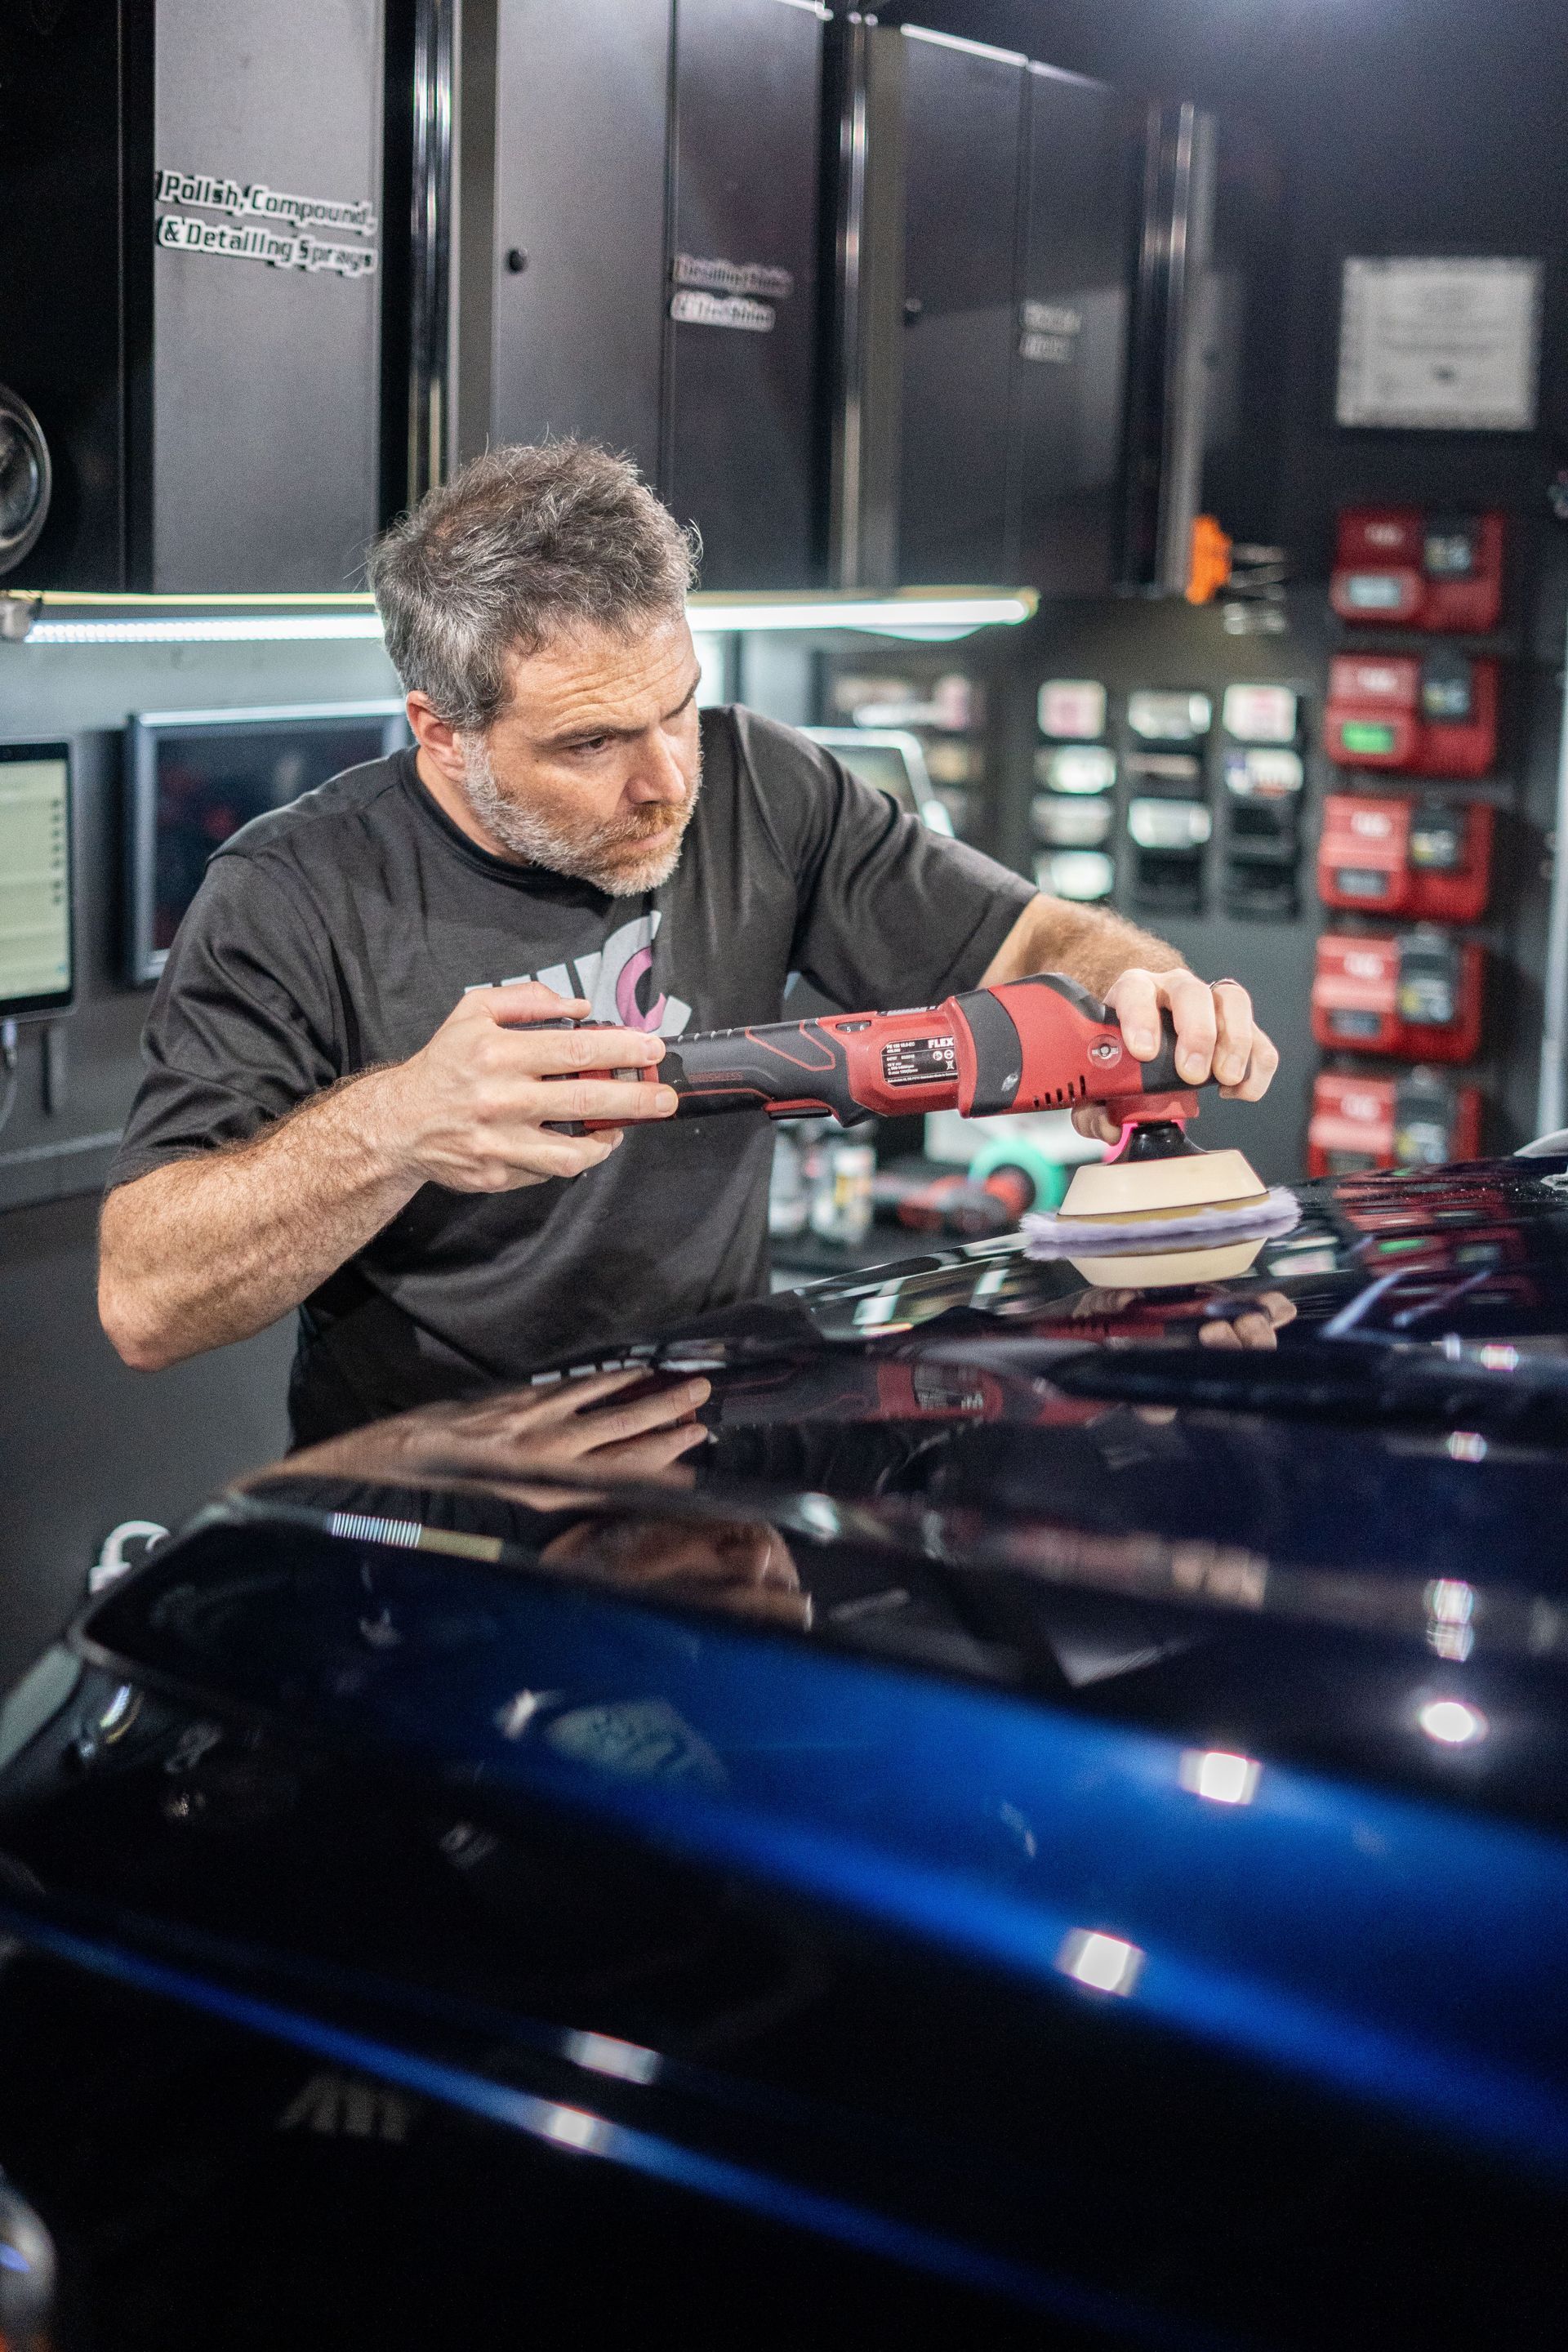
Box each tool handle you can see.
[662,1004,967,1123]
[560,974,1211,1131]
[658,1021,868,1121]
[537,1020,656,1136]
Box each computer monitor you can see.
[0,742,74,1018]
[800,728,954,835]
[126,702,410,985]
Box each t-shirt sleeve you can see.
[105,850,343,1192]
[739,712,1036,1010]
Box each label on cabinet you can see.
[672,252,794,300]
[670,289,776,332]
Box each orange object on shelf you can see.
[1187,514,1232,605]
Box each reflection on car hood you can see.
[1,1157,1566,2339]
[196,1156,1568,1828]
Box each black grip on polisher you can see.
[661,1022,871,1123]
[1135,1011,1184,1094]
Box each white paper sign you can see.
[1336,256,1542,431]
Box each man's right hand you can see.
[374,981,679,1192]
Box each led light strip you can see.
[688,593,1036,635]
[13,591,1036,646]
[24,614,388,645]
[899,23,1029,67]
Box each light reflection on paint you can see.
[1419,1699,1490,1748]
[540,2105,608,2153]
[1427,1577,1477,1659]
[1057,1930,1143,1997]
[1178,1749,1262,1806]
[563,2030,662,2086]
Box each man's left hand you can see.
[1072,967,1279,1143]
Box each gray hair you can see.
[368,440,700,732]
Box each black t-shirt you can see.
[108,707,1035,1441]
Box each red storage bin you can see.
[1324,653,1497,777]
[1311,931,1483,1062]
[1330,508,1503,633]
[1307,1067,1483,1177]
[1316,794,1494,921]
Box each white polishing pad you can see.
[1024,1185,1302,1261]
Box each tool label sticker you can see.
[882,1036,958,1088]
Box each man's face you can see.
[459,615,704,894]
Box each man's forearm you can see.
[99,1068,420,1370]
[100,980,679,1374]
[981,893,1182,997]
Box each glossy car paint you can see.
[2,1156,1568,2344]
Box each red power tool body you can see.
[564,973,1200,1131]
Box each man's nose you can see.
[623,731,690,804]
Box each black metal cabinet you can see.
[826,24,1218,598]
[0,0,384,592]
[1015,66,1137,598]
[1120,100,1218,595]
[142,0,384,591]
[460,0,825,589]
[0,6,126,587]
[896,29,1027,586]
[665,0,823,590]
[486,0,669,480]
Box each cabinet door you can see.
[666,0,824,590]
[490,0,669,482]
[1015,66,1135,598]
[0,4,125,587]
[898,31,1026,586]
[149,0,384,590]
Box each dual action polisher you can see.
[559,972,1265,1223]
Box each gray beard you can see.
[459,738,697,896]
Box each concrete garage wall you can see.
[0,636,403,1660]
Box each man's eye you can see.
[569,736,612,755]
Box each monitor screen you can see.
[0,743,73,1018]
[127,703,409,984]
[801,728,952,834]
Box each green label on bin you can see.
[1340,720,1397,755]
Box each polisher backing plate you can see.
[1064,1237,1268,1288]
[1058,1147,1268,1222]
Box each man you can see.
[99,441,1277,1442]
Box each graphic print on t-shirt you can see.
[471,910,693,1037]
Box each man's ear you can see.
[406,693,470,786]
